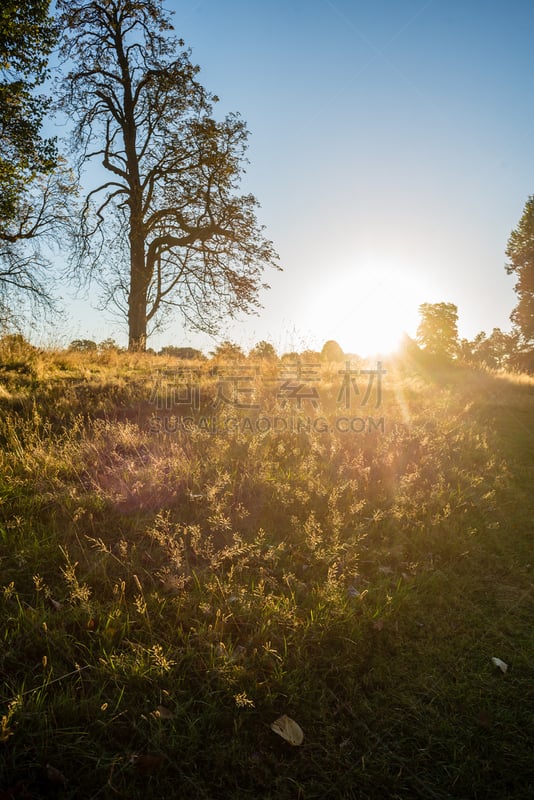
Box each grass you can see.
[0,347,533,798]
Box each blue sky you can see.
[51,0,534,355]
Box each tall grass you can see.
[0,351,533,798]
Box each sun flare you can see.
[311,263,425,357]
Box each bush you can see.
[69,339,98,352]
[159,346,205,360]
[321,339,345,362]
[249,340,277,360]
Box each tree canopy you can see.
[58,0,279,351]
[0,2,74,327]
[0,0,57,227]
[505,196,534,347]
[249,340,277,360]
[210,340,246,361]
[416,302,458,361]
[321,339,344,362]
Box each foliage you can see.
[249,340,277,360]
[321,339,345,362]
[281,350,300,362]
[69,338,97,352]
[506,195,534,347]
[57,0,279,351]
[0,332,37,369]
[99,337,123,352]
[300,348,321,361]
[416,301,459,361]
[0,3,75,324]
[397,332,423,362]
[458,328,517,370]
[159,345,206,360]
[210,339,246,360]
[0,331,33,351]
[0,0,57,226]
[508,348,534,373]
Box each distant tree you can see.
[458,329,518,370]
[210,340,245,361]
[457,332,483,367]
[321,339,344,362]
[58,0,278,351]
[416,302,459,360]
[476,328,516,369]
[300,349,321,362]
[396,333,424,365]
[249,340,277,360]
[69,339,97,352]
[0,332,35,355]
[99,338,123,352]
[505,197,534,348]
[281,351,300,362]
[159,345,205,360]
[509,348,534,373]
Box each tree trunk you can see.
[128,198,148,350]
[113,19,149,352]
[128,242,148,351]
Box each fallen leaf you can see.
[49,598,63,611]
[373,619,384,631]
[270,714,304,746]
[491,657,509,674]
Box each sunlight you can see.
[311,262,425,356]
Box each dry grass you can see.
[0,349,533,798]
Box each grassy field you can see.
[0,344,533,799]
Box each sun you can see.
[311,263,424,357]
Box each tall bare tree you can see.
[58,0,278,351]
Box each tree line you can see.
[412,302,530,371]
[0,1,533,362]
[61,315,528,372]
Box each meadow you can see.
[0,341,533,799]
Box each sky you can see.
[43,0,534,355]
